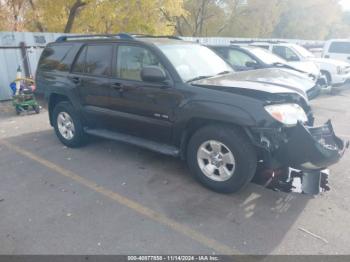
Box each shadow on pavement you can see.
[2,130,311,254]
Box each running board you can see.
[84,128,180,157]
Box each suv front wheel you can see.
[187,125,257,193]
[53,101,86,147]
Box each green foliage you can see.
[1,0,350,40]
[272,0,342,39]
[221,0,283,38]
[23,0,186,34]
[25,0,83,32]
[75,0,187,34]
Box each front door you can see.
[108,44,182,143]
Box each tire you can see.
[187,125,257,193]
[322,71,332,86]
[52,101,86,148]
[33,105,40,114]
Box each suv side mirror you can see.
[245,61,258,68]
[141,66,167,83]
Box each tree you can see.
[172,0,226,36]
[0,1,9,30]
[25,0,89,33]
[2,0,348,40]
[64,0,87,33]
[25,0,185,35]
[273,0,342,39]
[327,11,350,38]
[75,0,186,35]
[3,0,28,31]
[221,0,283,37]
[28,0,44,32]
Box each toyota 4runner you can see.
[35,34,348,193]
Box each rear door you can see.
[324,41,350,62]
[70,43,114,127]
[108,44,182,143]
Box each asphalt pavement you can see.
[0,89,350,255]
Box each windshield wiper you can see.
[272,62,288,67]
[186,75,212,83]
[272,62,305,74]
[216,70,231,75]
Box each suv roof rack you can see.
[55,33,182,43]
[230,39,287,44]
[55,33,135,42]
[132,34,182,40]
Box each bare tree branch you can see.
[64,0,87,33]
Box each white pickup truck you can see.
[251,41,350,87]
[323,39,350,63]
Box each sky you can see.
[340,0,350,10]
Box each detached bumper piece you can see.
[253,168,331,195]
[275,120,348,171]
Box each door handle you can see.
[69,76,81,84]
[111,82,124,92]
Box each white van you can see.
[323,39,350,63]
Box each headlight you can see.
[337,66,346,75]
[264,103,308,126]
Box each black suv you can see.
[36,34,347,193]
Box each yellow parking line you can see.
[0,139,239,255]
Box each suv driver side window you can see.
[273,46,299,61]
[116,45,164,81]
[227,49,257,67]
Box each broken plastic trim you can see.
[252,120,348,195]
[275,120,348,171]
[252,168,330,194]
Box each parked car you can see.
[36,34,347,194]
[323,39,350,63]
[208,45,324,99]
[249,41,350,87]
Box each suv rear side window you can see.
[39,45,75,71]
[116,45,163,81]
[329,42,350,54]
[73,44,113,76]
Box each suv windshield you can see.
[292,44,315,58]
[248,47,286,65]
[159,44,233,82]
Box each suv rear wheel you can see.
[53,101,86,147]
[187,125,257,193]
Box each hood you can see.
[192,68,314,98]
[309,57,350,67]
[287,61,320,76]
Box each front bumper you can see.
[306,84,321,100]
[274,120,348,171]
[332,72,350,87]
